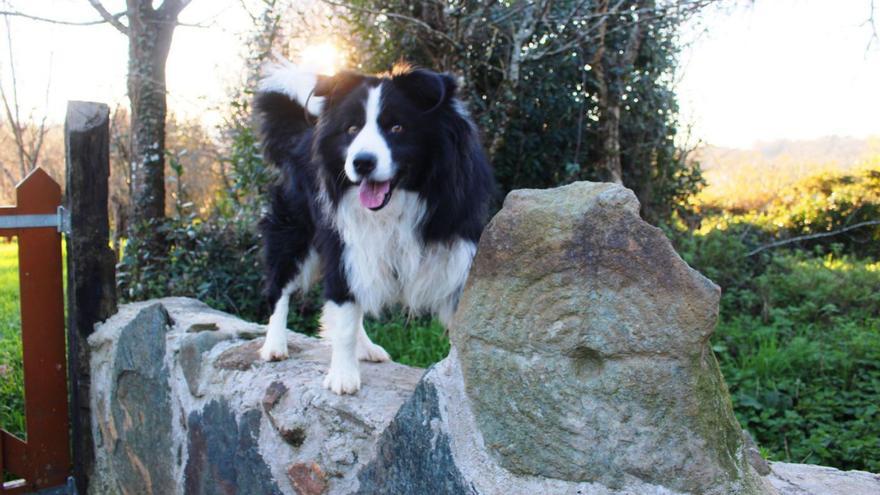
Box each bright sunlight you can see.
[297,41,344,75]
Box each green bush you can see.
[699,164,880,257]
[118,214,267,323]
[712,254,880,471]
[672,163,880,472]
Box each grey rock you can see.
[262,381,307,447]
[89,297,423,495]
[86,189,880,495]
[743,430,772,476]
[767,462,880,494]
[101,303,175,495]
[179,331,233,397]
[451,182,770,494]
[184,400,282,495]
[355,376,475,495]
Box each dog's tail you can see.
[254,59,325,167]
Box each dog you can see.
[254,60,494,394]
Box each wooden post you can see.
[64,101,117,494]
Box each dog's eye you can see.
[347,125,360,135]
[390,124,404,134]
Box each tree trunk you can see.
[598,101,624,184]
[593,0,646,185]
[125,0,186,249]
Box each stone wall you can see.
[89,182,880,494]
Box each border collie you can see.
[254,60,493,394]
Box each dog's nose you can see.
[353,153,377,176]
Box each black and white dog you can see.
[254,60,493,394]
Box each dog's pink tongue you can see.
[358,180,391,209]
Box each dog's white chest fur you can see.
[334,189,475,325]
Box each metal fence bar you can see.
[0,214,58,230]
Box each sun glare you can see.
[298,42,344,76]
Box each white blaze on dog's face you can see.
[343,84,397,210]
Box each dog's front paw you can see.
[322,363,361,395]
[259,334,289,361]
[357,340,391,362]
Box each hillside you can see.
[693,136,880,211]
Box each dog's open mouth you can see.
[358,179,393,210]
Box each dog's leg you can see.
[321,301,363,394]
[258,180,316,362]
[356,321,391,362]
[260,283,294,361]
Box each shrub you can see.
[118,213,267,323]
[672,164,880,472]
[713,254,880,471]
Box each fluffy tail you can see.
[254,60,325,167]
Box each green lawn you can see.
[0,240,24,439]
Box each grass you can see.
[0,239,24,440]
[365,315,449,368]
[284,290,450,369]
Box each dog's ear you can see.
[391,65,457,112]
[314,71,364,99]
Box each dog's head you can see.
[255,60,468,211]
[311,64,460,210]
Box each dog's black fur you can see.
[255,65,494,313]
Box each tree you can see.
[88,0,192,256]
[335,0,713,221]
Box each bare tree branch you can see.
[87,0,129,35]
[746,220,880,257]
[1,14,26,178]
[0,8,125,26]
[159,0,195,17]
[864,0,879,53]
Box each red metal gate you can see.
[0,169,70,493]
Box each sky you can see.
[677,0,880,148]
[1,0,879,149]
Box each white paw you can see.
[322,363,361,395]
[357,340,391,362]
[259,335,289,361]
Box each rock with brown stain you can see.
[288,462,327,495]
[214,339,299,371]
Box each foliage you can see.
[118,212,266,323]
[713,254,880,472]
[694,136,880,212]
[365,315,449,368]
[671,162,880,472]
[695,161,880,257]
[342,0,705,221]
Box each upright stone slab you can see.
[90,303,175,495]
[449,182,770,494]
